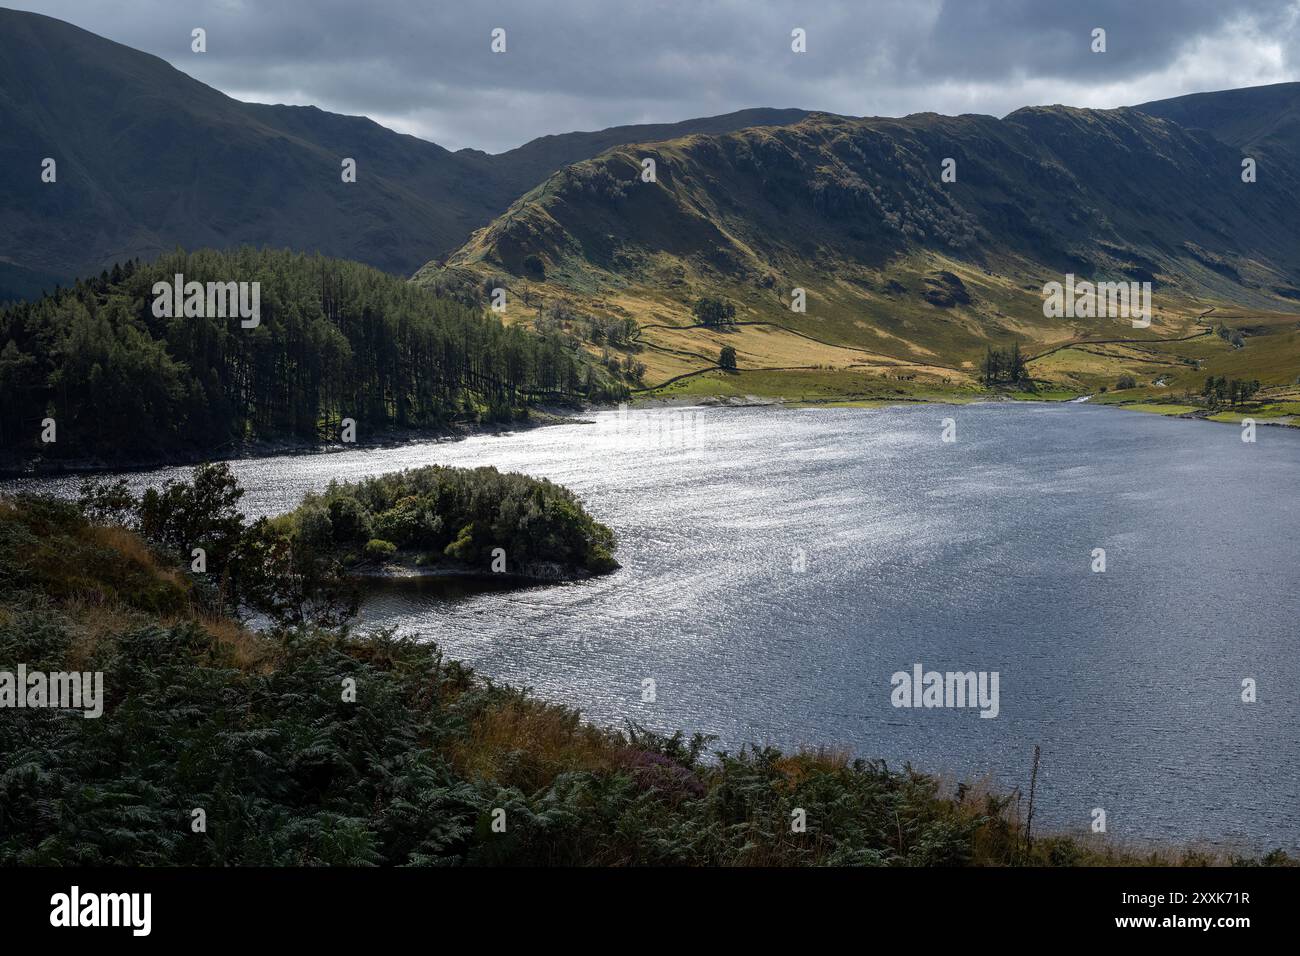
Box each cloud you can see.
[10,0,1300,151]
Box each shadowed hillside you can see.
[0,8,809,294]
[1136,82,1300,165]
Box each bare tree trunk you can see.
[1025,745,1042,859]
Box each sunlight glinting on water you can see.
[8,402,1299,850]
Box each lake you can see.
[8,402,1299,851]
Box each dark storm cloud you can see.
[916,0,1289,78]
[10,0,1300,150]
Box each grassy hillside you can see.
[466,107,813,203]
[416,101,1300,407]
[2,488,1291,867]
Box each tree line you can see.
[1201,376,1261,406]
[979,342,1028,385]
[0,248,628,463]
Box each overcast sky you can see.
[13,0,1300,152]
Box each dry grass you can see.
[88,524,156,569]
[196,613,274,673]
[453,695,620,788]
[60,596,142,668]
[773,746,853,790]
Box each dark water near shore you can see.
[9,403,1299,850]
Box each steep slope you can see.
[0,8,507,281]
[1135,82,1300,164]
[471,107,812,199]
[0,8,810,293]
[417,102,1300,393]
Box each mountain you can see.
[5,9,1298,408]
[1135,82,1300,165]
[0,8,808,297]
[466,107,812,199]
[0,8,490,285]
[417,96,1300,396]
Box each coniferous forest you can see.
[0,248,627,464]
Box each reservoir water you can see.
[9,402,1299,850]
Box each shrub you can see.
[327,495,373,542]
[297,504,334,550]
[294,465,618,576]
[365,538,397,560]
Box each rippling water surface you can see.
[10,403,1299,849]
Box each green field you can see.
[644,366,983,405]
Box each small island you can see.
[69,461,617,629]
[282,465,619,583]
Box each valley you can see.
[4,8,1298,424]
[3,1,1299,881]
[411,103,1300,421]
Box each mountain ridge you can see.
[416,92,1300,398]
[4,7,1299,412]
[0,7,813,295]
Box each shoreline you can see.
[631,388,1300,427]
[4,391,1293,483]
[2,414,1292,862]
[350,558,603,585]
[0,407,593,479]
